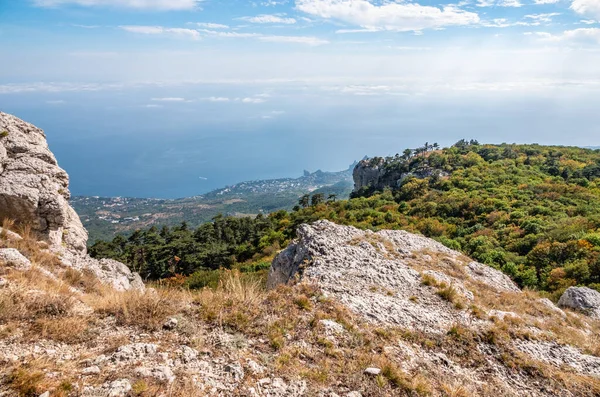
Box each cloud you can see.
[33,0,202,10]
[197,29,328,45]
[524,12,561,24]
[151,97,187,101]
[572,0,600,20]
[239,14,297,24]
[241,97,266,103]
[562,27,600,42]
[120,26,201,39]
[257,35,329,45]
[46,100,66,104]
[195,23,229,29]
[533,0,559,3]
[262,0,289,5]
[527,28,600,44]
[477,0,522,7]
[205,97,230,102]
[198,29,262,38]
[295,0,479,32]
[581,19,599,24]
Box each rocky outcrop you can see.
[353,157,447,192]
[0,112,142,291]
[0,112,87,252]
[558,286,600,318]
[268,220,519,331]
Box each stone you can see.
[163,317,178,330]
[82,366,101,375]
[224,362,244,381]
[364,367,381,376]
[111,343,157,362]
[0,248,32,270]
[246,359,265,375]
[39,392,49,397]
[319,319,346,336]
[347,392,362,397]
[267,220,520,331]
[0,277,8,288]
[106,379,132,397]
[488,310,519,321]
[558,287,600,318]
[178,345,198,364]
[135,366,175,383]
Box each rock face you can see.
[0,112,142,290]
[268,220,519,330]
[0,112,88,253]
[558,286,600,318]
[353,157,447,192]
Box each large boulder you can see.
[558,287,600,318]
[268,220,519,331]
[0,112,87,253]
[0,112,143,291]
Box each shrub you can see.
[437,285,459,304]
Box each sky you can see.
[1,0,600,198]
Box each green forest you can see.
[90,141,600,299]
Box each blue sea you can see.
[2,83,599,198]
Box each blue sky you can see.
[1,0,600,198]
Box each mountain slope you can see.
[72,168,353,243]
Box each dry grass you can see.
[4,359,75,397]
[90,286,187,331]
[0,283,75,324]
[1,222,61,269]
[29,316,91,344]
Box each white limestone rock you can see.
[558,286,600,318]
[0,112,143,291]
[0,248,32,270]
[268,220,520,331]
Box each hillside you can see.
[92,141,600,299]
[72,169,354,243]
[3,112,600,397]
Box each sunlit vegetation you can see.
[91,141,600,298]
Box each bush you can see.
[186,269,222,289]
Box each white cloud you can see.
[33,0,202,10]
[120,26,201,39]
[144,104,163,108]
[151,97,187,101]
[572,0,600,20]
[195,23,229,29]
[527,28,600,43]
[241,97,266,103]
[524,13,561,23]
[197,29,327,45]
[533,0,559,3]
[206,97,230,102]
[258,35,329,45]
[581,19,599,24]
[295,0,480,32]
[262,0,289,5]
[563,27,600,42]
[477,0,522,7]
[239,14,297,24]
[198,29,262,38]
